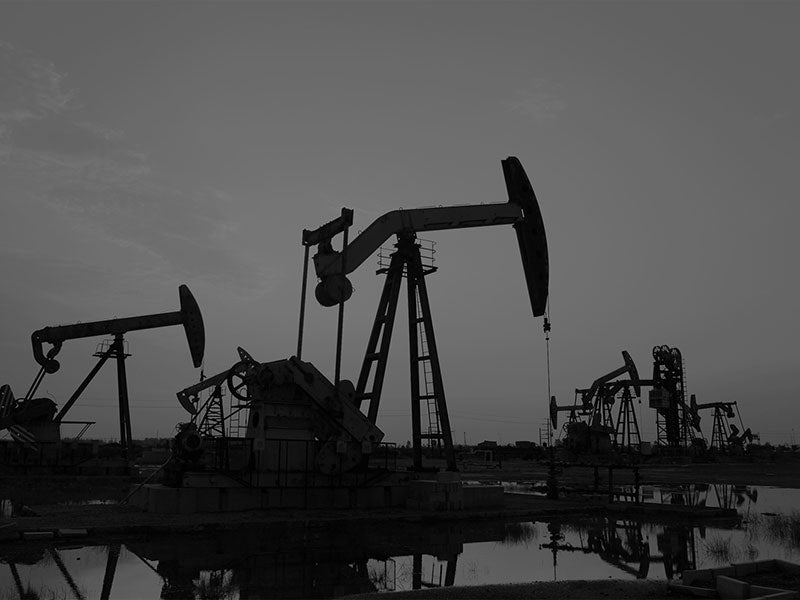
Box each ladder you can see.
[680,358,691,446]
[710,407,729,450]
[415,290,442,447]
[615,387,641,450]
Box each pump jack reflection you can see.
[657,483,758,513]
[4,543,122,600]
[130,522,469,598]
[540,518,703,581]
[412,552,457,589]
[2,509,743,598]
[0,521,468,599]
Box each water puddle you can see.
[1,484,799,598]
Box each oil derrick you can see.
[649,346,692,449]
[712,409,730,449]
[614,386,641,451]
[197,384,226,438]
[364,235,453,464]
[404,241,447,453]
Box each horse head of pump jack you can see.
[30,285,205,374]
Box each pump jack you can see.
[576,351,641,431]
[299,157,548,471]
[1,285,205,452]
[550,346,703,453]
[550,351,641,452]
[688,396,753,451]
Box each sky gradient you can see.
[0,2,798,446]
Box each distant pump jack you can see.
[3,285,206,452]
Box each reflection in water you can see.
[658,526,696,580]
[541,520,653,580]
[1,519,718,598]
[5,484,800,598]
[654,483,758,512]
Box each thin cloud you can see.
[503,80,566,123]
[0,41,77,123]
[0,40,276,298]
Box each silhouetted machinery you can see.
[648,345,697,449]
[550,345,706,454]
[170,157,548,490]
[1,285,204,454]
[550,351,641,453]
[172,346,385,486]
[688,395,754,451]
[298,156,548,472]
[0,384,56,447]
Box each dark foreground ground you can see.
[2,489,739,541]
[4,456,799,508]
[0,458,789,536]
[345,580,687,599]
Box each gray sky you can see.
[0,2,797,445]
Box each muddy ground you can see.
[2,457,798,509]
[0,457,782,537]
[459,456,800,489]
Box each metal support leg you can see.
[412,553,422,590]
[100,544,120,600]
[408,271,423,470]
[51,548,86,600]
[355,250,404,421]
[334,227,349,386]
[55,346,115,422]
[114,334,132,452]
[410,250,457,471]
[296,244,310,360]
[444,554,458,587]
[24,366,46,401]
